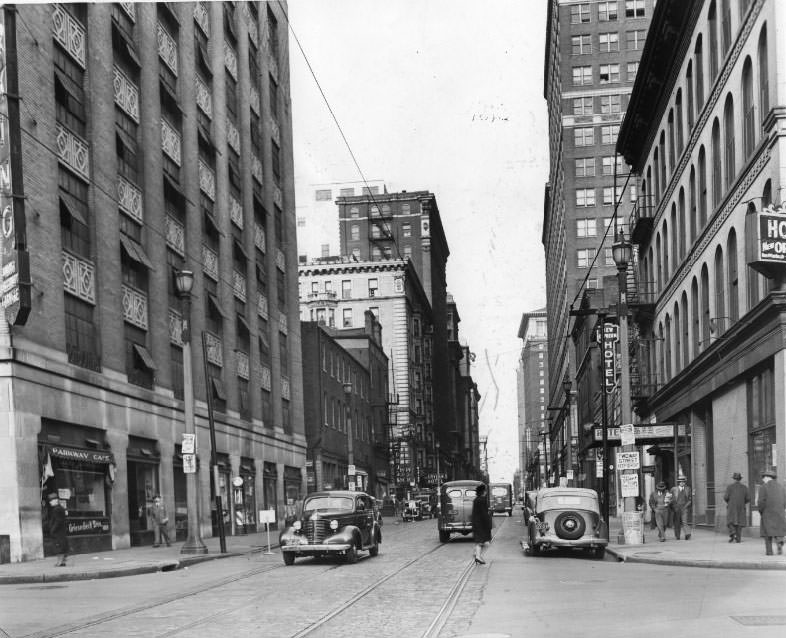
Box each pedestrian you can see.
[471,483,492,564]
[47,493,69,567]
[149,495,171,547]
[649,481,670,542]
[757,469,786,556]
[723,472,749,543]
[670,475,692,540]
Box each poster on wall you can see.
[620,473,639,497]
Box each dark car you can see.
[278,491,382,565]
[489,483,513,516]
[438,479,483,542]
[524,487,608,558]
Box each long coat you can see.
[48,503,69,552]
[724,481,749,527]
[757,479,786,537]
[471,494,493,543]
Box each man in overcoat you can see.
[670,476,692,540]
[649,482,670,542]
[724,472,749,543]
[757,469,786,556]
[47,493,69,566]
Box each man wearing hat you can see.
[670,475,692,540]
[648,481,671,542]
[757,469,786,556]
[724,472,749,543]
[46,493,69,567]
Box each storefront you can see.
[212,453,232,536]
[39,420,114,555]
[172,445,188,541]
[232,458,257,533]
[127,436,161,547]
[263,462,278,529]
[283,465,303,524]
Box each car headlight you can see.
[330,519,339,530]
[293,521,301,531]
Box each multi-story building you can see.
[0,2,304,562]
[300,312,388,498]
[616,0,784,533]
[517,309,549,491]
[299,258,433,496]
[543,0,654,483]
[295,180,387,264]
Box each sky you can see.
[286,0,549,482]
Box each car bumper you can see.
[281,543,353,553]
[531,536,608,548]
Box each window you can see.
[321,244,330,258]
[758,26,769,127]
[315,189,332,201]
[727,229,739,322]
[573,96,593,115]
[576,188,596,207]
[586,278,599,289]
[371,224,381,239]
[599,64,619,83]
[341,280,351,299]
[65,294,100,371]
[695,36,705,109]
[603,186,622,205]
[708,1,719,79]
[625,0,645,18]
[570,4,590,23]
[600,94,621,114]
[368,278,378,297]
[350,206,359,219]
[350,224,360,240]
[572,34,592,55]
[721,0,732,57]
[626,29,646,50]
[723,95,736,188]
[602,155,624,175]
[604,247,615,266]
[574,127,594,146]
[675,90,685,155]
[576,218,597,237]
[339,187,354,197]
[598,1,618,21]
[575,158,595,177]
[626,61,639,81]
[342,308,352,327]
[742,57,755,157]
[711,118,722,207]
[601,125,620,144]
[572,66,593,86]
[577,248,596,268]
[351,247,360,261]
[599,32,619,52]
[686,62,695,129]
[402,222,411,237]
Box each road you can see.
[1,512,784,638]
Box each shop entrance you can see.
[127,436,160,547]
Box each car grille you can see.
[304,519,330,543]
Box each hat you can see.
[47,493,58,501]
[732,472,742,480]
[656,481,666,490]
[677,476,687,482]
[762,469,777,479]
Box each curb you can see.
[606,546,786,570]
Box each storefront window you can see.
[263,461,278,530]
[239,459,257,532]
[284,465,303,524]
[213,455,231,535]
[748,364,775,507]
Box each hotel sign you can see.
[603,323,618,394]
[747,204,786,277]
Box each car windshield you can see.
[491,487,508,497]
[540,495,597,511]
[303,496,354,512]
[447,488,476,499]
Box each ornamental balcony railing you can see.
[62,250,95,304]
[122,284,148,330]
[56,124,90,181]
[117,175,143,224]
[204,331,223,367]
[52,5,86,68]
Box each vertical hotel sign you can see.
[0,6,31,325]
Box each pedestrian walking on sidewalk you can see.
[47,493,69,567]
[757,470,786,556]
[150,495,171,547]
[724,472,749,543]
[649,482,670,542]
[670,476,692,540]
[471,483,492,564]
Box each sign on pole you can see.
[620,423,636,446]
[259,509,275,555]
[348,464,356,476]
[182,433,196,454]
[596,459,603,478]
[182,453,196,473]
[620,473,639,497]
[616,451,640,471]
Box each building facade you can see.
[0,2,305,562]
[617,0,784,532]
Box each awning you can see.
[120,235,154,270]
[587,423,690,449]
[112,19,141,68]
[163,173,185,201]
[47,444,115,465]
[207,292,228,319]
[211,377,226,401]
[59,192,87,225]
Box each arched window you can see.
[674,302,682,373]
[648,246,655,298]
[670,205,678,270]
[678,188,687,260]
[698,146,708,228]
[746,203,760,309]
[711,118,722,208]
[691,277,700,358]
[663,220,670,279]
[763,179,772,207]
[758,25,769,127]
[681,292,690,368]
[668,110,676,172]
[675,89,684,155]
[653,151,660,202]
[721,0,732,56]
[695,35,705,108]
[700,264,710,349]
[659,132,667,192]
[655,232,663,291]
[742,57,755,157]
[740,0,752,20]
[664,314,673,380]
[646,166,653,204]
[686,62,695,130]
[689,165,697,243]
[708,1,719,79]
[727,228,739,322]
[714,245,725,334]
[658,322,665,383]
[723,95,736,188]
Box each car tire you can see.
[439,530,450,543]
[283,552,295,566]
[554,511,586,540]
[592,547,605,560]
[369,537,380,557]
[345,545,358,564]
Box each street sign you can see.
[348,464,356,476]
[182,453,196,473]
[616,451,640,470]
[182,433,196,454]
[258,509,275,524]
[620,423,636,446]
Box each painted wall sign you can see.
[48,445,115,465]
[66,517,111,536]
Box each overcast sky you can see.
[287,0,549,482]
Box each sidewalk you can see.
[606,517,786,569]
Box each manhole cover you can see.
[731,616,786,626]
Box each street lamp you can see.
[435,440,441,489]
[343,382,355,490]
[176,270,207,555]
[562,376,573,485]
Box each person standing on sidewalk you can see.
[149,495,171,548]
[649,482,670,542]
[47,493,69,566]
[670,476,691,540]
[757,470,786,556]
[724,472,749,543]
[471,483,492,564]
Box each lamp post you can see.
[176,270,207,555]
[435,440,441,489]
[343,383,355,490]
[562,377,573,485]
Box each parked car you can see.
[414,489,438,518]
[437,479,484,542]
[278,491,382,565]
[525,487,608,558]
[402,498,423,521]
[489,483,513,516]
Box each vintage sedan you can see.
[279,491,381,565]
[524,487,608,559]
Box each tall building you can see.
[0,2,304,562]
[617,0,783,532]
[517,309,549,491]
[543,0,654,483]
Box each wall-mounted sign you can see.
[603,323,618,394]
[747,204,786,277]
[616,451,640,471]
